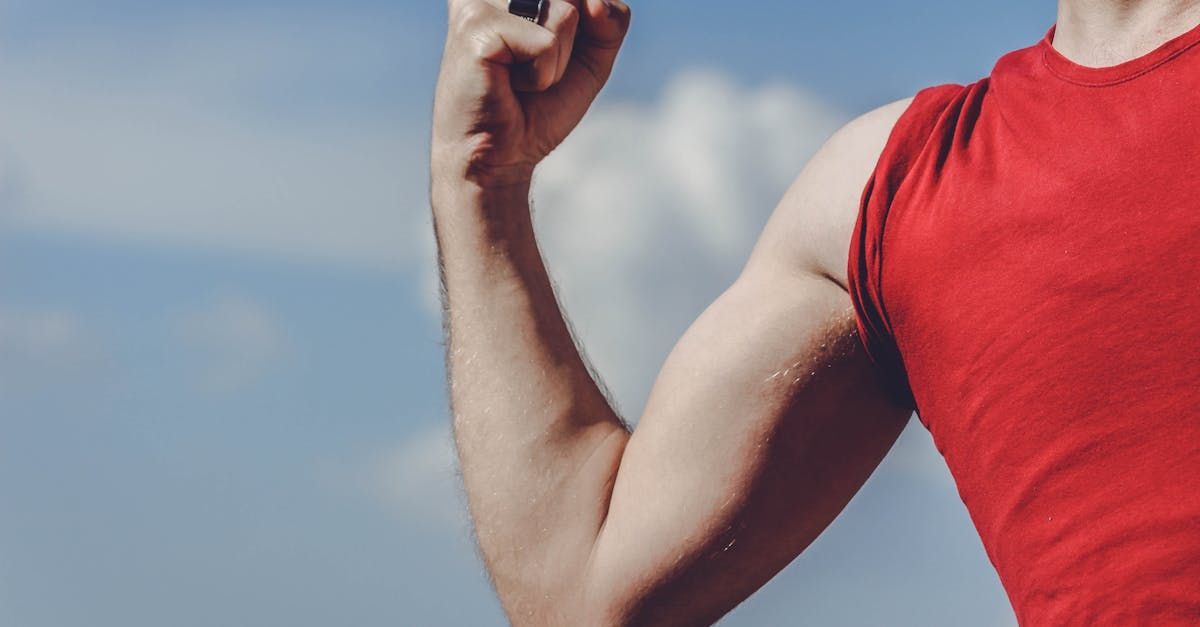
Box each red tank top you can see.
[848,23,1200,625]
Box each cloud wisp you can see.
[524,69,844,414]
[0,307,103,396]
[0,12,429,271]
[175,291,290,392]
[371,424,464,529]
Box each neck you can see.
[1054,0,1200,66]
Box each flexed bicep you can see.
[577,99,920,625]
[582,261,912,624]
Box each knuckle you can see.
[449,5,505,60]
[542,31,562,55]
[525,30,558,60]
[451,1,489,35]
[559,2,579,24]
[468,29,504,60]
[558,8,580,40]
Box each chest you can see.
[880,97,1200,436]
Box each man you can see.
[429,0,1200,623]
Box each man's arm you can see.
[582,98,916,624]
[430,1,914,623]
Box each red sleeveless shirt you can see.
[848,23,1200,625]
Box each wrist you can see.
[430,173,532,224]
[431,141,536,201]
[430,160,536,249]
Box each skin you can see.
[428,1,1200,623]
[1054,0,1200,66]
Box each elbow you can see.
[498,576,634,627]
[502,573,714,627]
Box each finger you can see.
[451,0,560,91]
[565,0,631,89]
[471,0,579,91]
[519,0,629,137]
[539,0,582,86]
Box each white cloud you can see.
[0,307,103,395]
[0,13,429,270]
[0,309,82,356]
[416,70,847,415]
[176,292,290,391]
[371,423,465,529]
[0,13,845,416]
[522,70,844,413]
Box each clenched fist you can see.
[431,0,632,190]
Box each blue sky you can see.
[0,1,1057,625]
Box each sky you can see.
[0,1,1058,625]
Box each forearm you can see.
[431,175,629,614]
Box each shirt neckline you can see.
[1039,19,1200,86]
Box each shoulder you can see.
[745,96,911,286]
[747,86,965,290]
